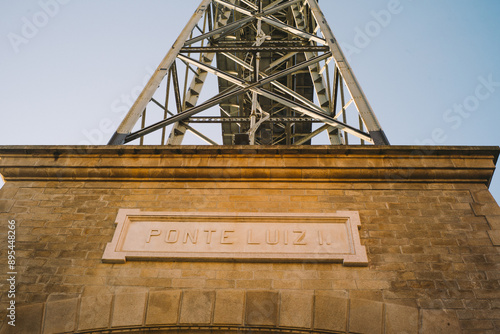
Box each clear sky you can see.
[1,0,499,199]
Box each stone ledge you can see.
[0,145,498,185]
[0,290,462,334]
[0,144,498,157]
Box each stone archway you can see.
[2,290,460,334]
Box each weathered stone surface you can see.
[78,294,112,330]
[385,303,418,334]
[314,292,348,332]
[472,188,498,203]
[0,200,14,213]
[486,216,500,229]
[472,202,500,216]
[111,292,147,327]
[43,298,78,334]
[213,290,245,325]
[0,146,497,184]
[349,299,383,334]
[280,291,313,328]
[0,146,499,334]
[179,290,215,324]
[421,309,461,334]
[246,291,279,326]
[145,290,181,325]
[0,303,43,334]
[488,230,500,246]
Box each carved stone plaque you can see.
[102,210,368,266]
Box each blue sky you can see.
[1,0,499,199]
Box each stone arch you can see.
[2,290,460,334]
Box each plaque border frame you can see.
[102,210,368,266]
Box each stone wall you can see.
[0,146,499,333]
[5,290,460,333]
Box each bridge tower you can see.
[2,2,500,333]
[108,0,389,146]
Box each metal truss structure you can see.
[108,0,389,146]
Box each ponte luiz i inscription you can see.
[102,210,368,266]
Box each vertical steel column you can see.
[306,0,389,145]
[108,0,212,145]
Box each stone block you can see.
[421,309,460,334]
[236,279,272,289]
[205,279,235,289]
[349,290,384,302]
[0,200,14,213]
[488,230,500,246]
[245,291,278,326]
[213,290,245,325]
[216,270,253,280]
[145,290,181,325]
[349,299,383,334]
[472,202,500,216]
[0,186,17,199]
[460,319,495,330]
[111,292,147,327]
[78,294,112,331]
[301,279,333,290]
[179,290,215,324]
[43,298,78,334]
[472,189,497,203]
[280,291,313,328]
[0,303,44,334]
[385,303,418,334]
[272,279,300,289]
[313,293,348,332]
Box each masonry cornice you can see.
[0,145,498,185]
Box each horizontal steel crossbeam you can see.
[187,117,323,123]
[124,52,332,143]
[180,46,330,53]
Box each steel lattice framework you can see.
[108,0,389,146]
